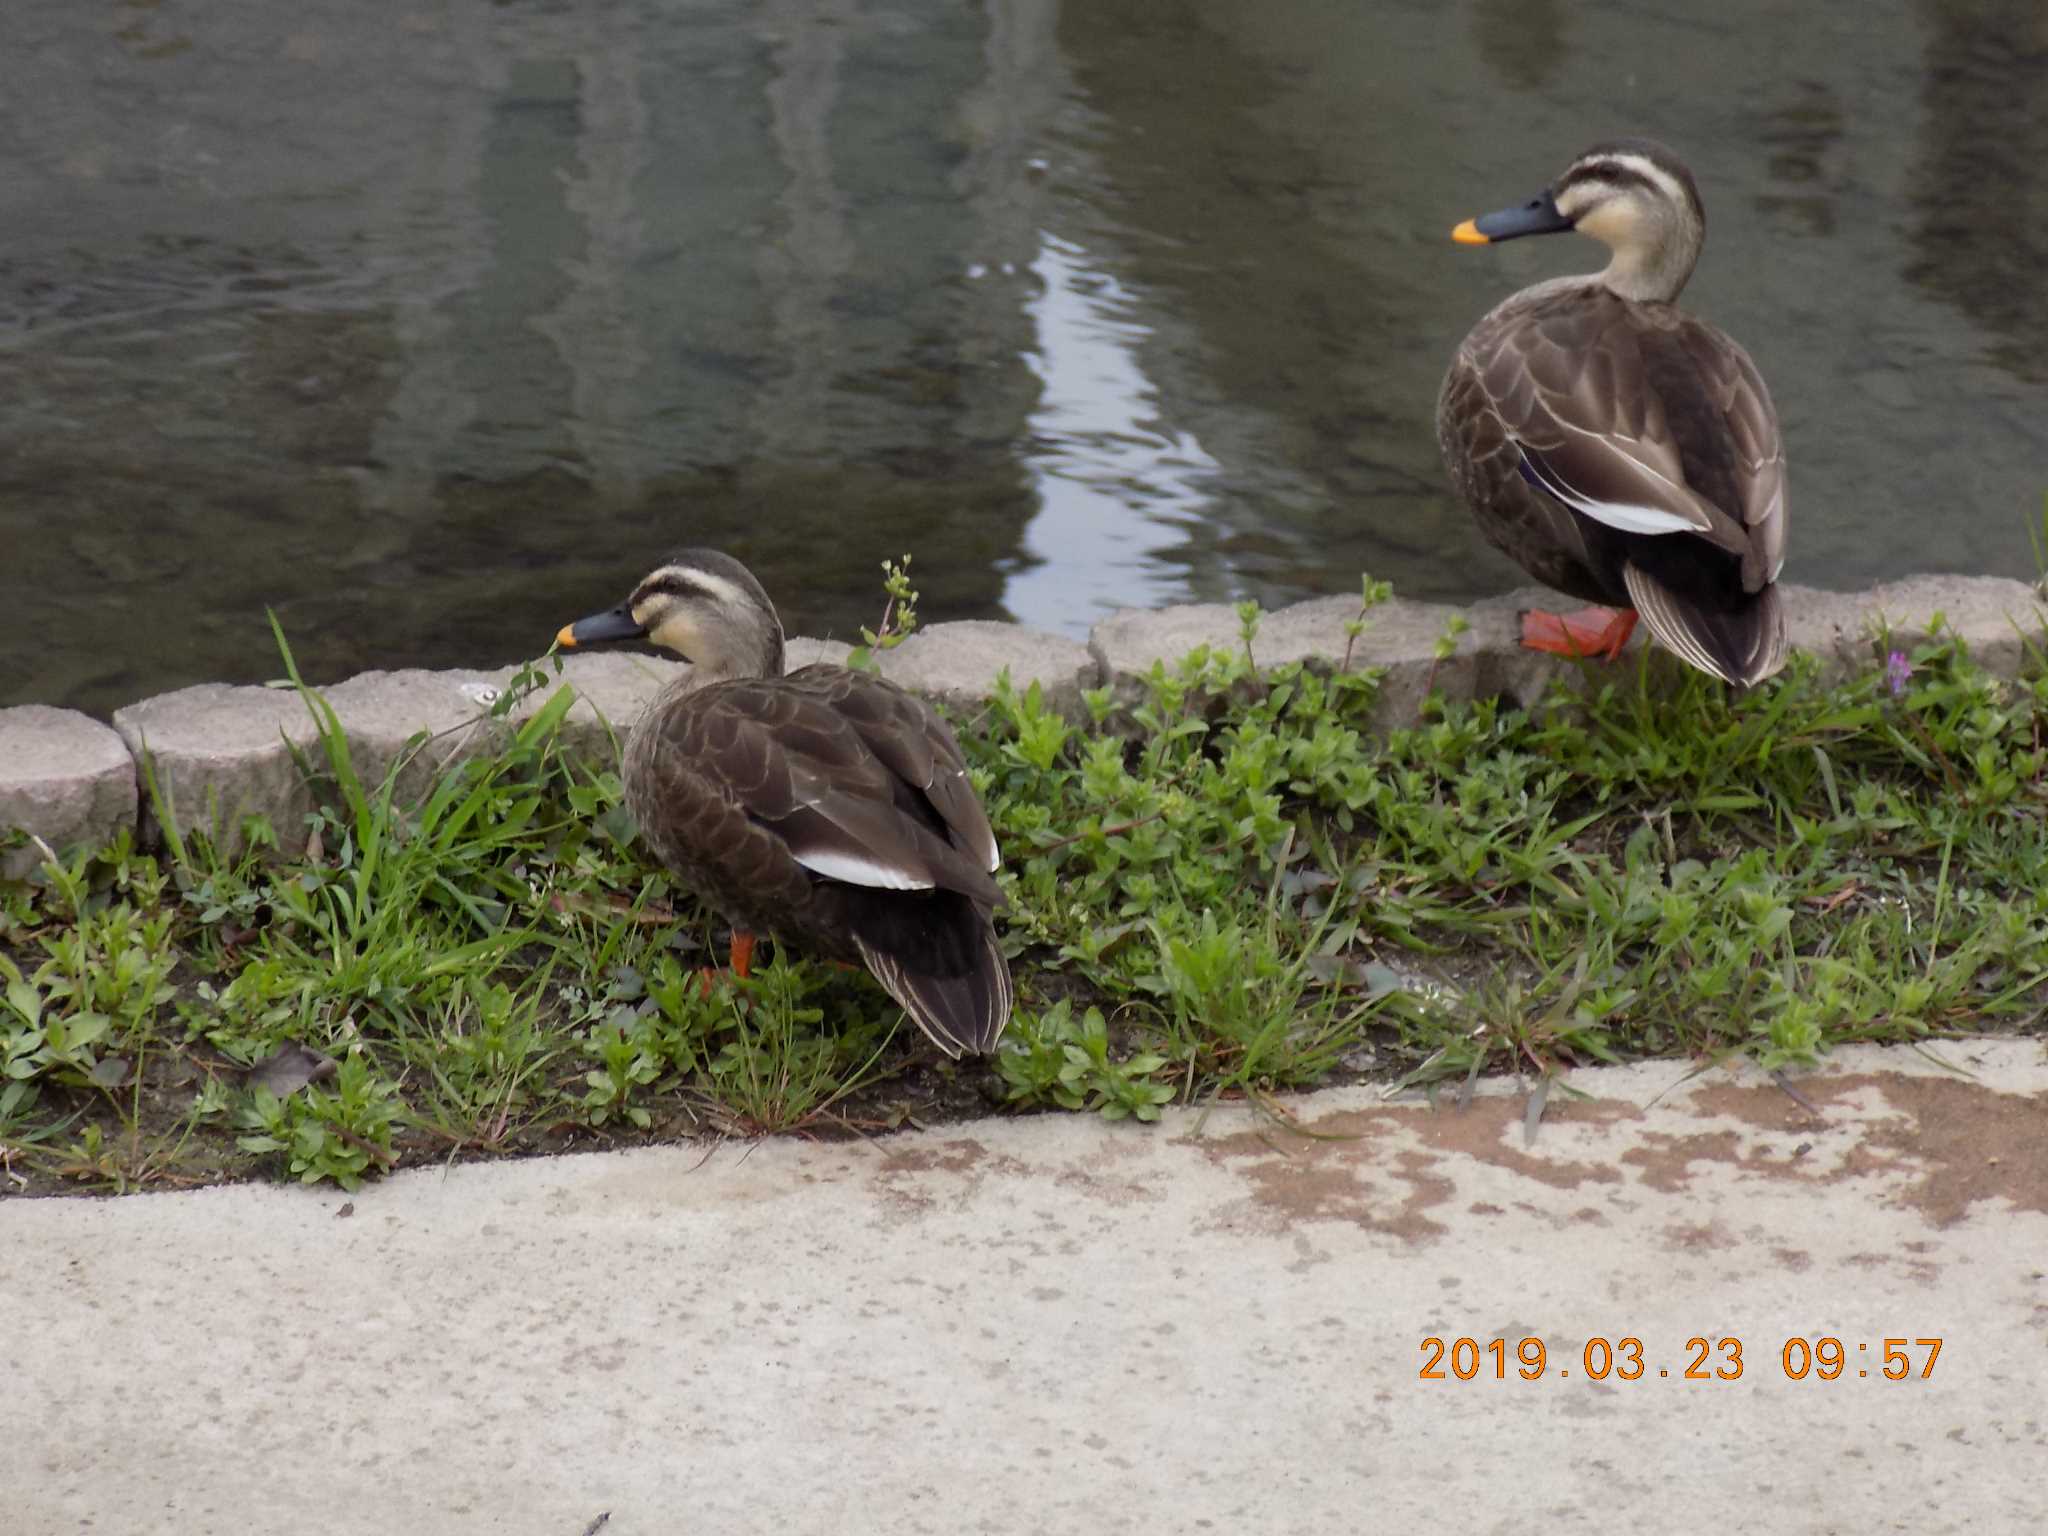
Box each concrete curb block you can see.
[877,620,1096,721]
[102,641,854,856]
[0,707,139,879]
[3,574,2044,864]
[1091,593,1531,729]
[1781,574,2047,678]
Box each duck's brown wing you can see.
[855,921,1014,1060]
[1469,293,1752,557]
[784,665,1002,884]
[630,669,1012,1056]
[1459,290,1789,685]
[663,668,1003,908]
[1440,342,1610,598]
[1667,316,1788,589]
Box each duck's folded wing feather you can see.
[1674,323,1789,584]
[788,667,1003,878]
[675,677,1002,905]
[1623,564,1788,689]
[1477,303,1749,557]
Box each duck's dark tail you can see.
[1623,565,1788,688]
[851,895,1013,1058]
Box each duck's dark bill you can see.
[558,606,648,648]
[1456,190,1573,244]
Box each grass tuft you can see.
[3,591,2047,1193]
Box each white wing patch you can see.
[1515,434,1702,537]
[792,850,936,891]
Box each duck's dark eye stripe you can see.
[632,573,708,606]
[1571,161,1657,194]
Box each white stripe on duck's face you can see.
[631,565,756,625]
[630,563,783,676]
[1549,151,1704,304]
[1555,152,1693,221]
[665,567,760,616]
[1554,153,1698,266]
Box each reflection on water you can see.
[1906,0,2048,385]
[2,0,2046,716]
[1471,0,1570,93]
[1006,231,1219,629]
[1752,82,1844,240]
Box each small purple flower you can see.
[1884,650,1911,697]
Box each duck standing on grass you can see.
[556,550,1012,1059]
[1438,137,1790,688]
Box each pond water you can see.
[4,0,2045,715]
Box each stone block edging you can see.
[2,574,2042,869]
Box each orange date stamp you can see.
[1419,1335,1944,1382]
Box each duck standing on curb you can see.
[556,550,1013,1058]
[1437,138,1790,687]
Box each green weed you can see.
[998,1000,1174,1121]
[234,1053,401,1190]
[5,581,2048,1194]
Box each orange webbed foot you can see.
[1520,606,1639,662]
[697,931,759,995]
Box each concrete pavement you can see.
[4,1038,2044,1535]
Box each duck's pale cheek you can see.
[649,615,701,659]
[1575,200,1640,250]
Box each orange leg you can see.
[1521,606,1639,662]
[699,930,759,995]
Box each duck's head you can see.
[1452,138,1705,304]
[556,549,786,682]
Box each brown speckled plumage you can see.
[1440,139,1789,687]
[565,551,1011,1058]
